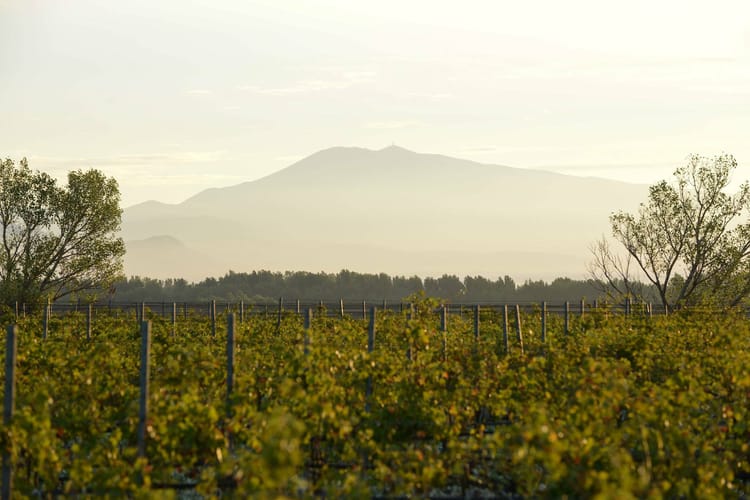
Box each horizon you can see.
[2,1,749,207]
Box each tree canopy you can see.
[0,158,125,307]
[590,154,750,308]
[110,270,603,303]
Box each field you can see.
[2,297,750,498]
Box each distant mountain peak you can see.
[379,144,414,153]
[313,144,415,157]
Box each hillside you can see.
[121,146,647,280]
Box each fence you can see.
[4,297,680,348]
[4,297,675,346]
[8,296,670,320]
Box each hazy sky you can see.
[2,0,749,207]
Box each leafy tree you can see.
[0,158,125,307]
[424,274,465,300]
[590,154,750,308]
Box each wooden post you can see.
[580,298,585,318]
[362,300,367,320]
[226,313,235,410]
[441,306,448,362]
[648,302,653,319]
[276,297,283,332]
[2,325,18,500]
[515,305,523,355]
[240,301,245,323]
[171,302,177,337]
[502,305,509,354]
[366,306,376,412]
[226,313,235,450]
[367,307,376,353]
[211,300,217,337]
[43,298,50,340]
[304,308,311,331]
[86,303,92,340]
[406,303,414,361]
[296,300,300,314]
[304,308,312,355]
[541,301,547,343]
[564,301,570,335]
[473,305,480,342]
[625,297,631,316]
[137,321,151,460]
[340,299,345,318]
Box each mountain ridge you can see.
[121,145,647,281]
[124,146,643,210]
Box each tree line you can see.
[109,270,609,303]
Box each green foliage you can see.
[595,153,750,308]
[3,306,750,497]
[0,158,125,308]
[113,271,605,303]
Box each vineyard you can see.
[2,297,750,498]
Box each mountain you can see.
[121,146,648,281]
[123,235,220,279]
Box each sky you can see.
[2,0,749,207]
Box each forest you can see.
[110,270,614,304]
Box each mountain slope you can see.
[122,146,647,280]
[124,235,221,280]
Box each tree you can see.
[0,158,125,307]
[424,274,465,301]
[589,153,750,308]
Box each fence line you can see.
[9,298,678,322]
